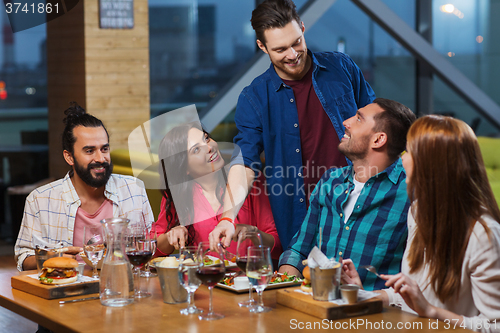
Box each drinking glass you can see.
[178,246,203,315]
[83,225,105,279]
[125,220,153,298]
[196,241,226,320]
[246,246,273,313]
[236,230,262,307]
[141,223,158,278]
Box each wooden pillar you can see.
[47,0,150,178]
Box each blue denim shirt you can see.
[232,51,375,250]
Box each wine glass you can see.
[83,225,105,279]
[125,220,153,298]
[178,246,203,315]
[141,223,158,278]
[196,241,226,320]
[236,230,262,307]
[246,246,273,313]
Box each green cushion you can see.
[477,137,500,207]
[111,151,162,220]
[111,149,157,171]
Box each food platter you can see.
[216,272,302,294]
[205,255,237,268]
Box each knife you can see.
[59,296,99,304]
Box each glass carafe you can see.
[100,218,134,307]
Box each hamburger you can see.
[39,257,78,285]
[301,265,312,293]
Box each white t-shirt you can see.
[343,176,365,223]
[385,210,500,333]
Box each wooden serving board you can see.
[11,274,99,300]
[276,287,383,320]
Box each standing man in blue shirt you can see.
[209,0,375,251]
[279,98,416,290]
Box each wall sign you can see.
[99,0,133,29]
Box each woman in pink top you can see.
[154,122,282,259]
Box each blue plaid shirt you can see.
[279,158,410,290]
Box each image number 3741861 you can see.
[3,0,80,33]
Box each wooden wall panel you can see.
[48,0,150,178]
[47,1,86,178]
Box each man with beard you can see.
[277,98,416,291]
[15,103,153,271]
[210,0,375,252]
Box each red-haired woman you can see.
[343,115,500,332]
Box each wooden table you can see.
[0,269,471,333]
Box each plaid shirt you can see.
[15,173,153,271]
[279,159,410,290]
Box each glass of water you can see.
[246,246,273,313]
[178,246,203,315]
[83,225,106,279]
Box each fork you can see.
[361,265,382,278]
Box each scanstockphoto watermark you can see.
[249,161,380,184]
[247,163,381,198]
[289,318,450,330]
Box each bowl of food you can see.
[149,257,166,273]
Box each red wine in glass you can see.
[127,250,152,268]
[236,258,248,272]
[195,266,225,287]
[196,242,226,320]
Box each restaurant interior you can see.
[0,0,499,331]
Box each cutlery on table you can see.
[59,296,99,304]
[360,265,382,278]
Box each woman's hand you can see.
[209,220,235,250]
[233,224,258,242]
[341,259,363,288]
[381,273,437,318]
[165,225,188,250]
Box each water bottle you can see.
[100,218,134,307]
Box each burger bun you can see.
[300,266,312,293]
[300,283,312,293]
[302,266,311,280]
[43,257,78,269]
[40,275,78,285]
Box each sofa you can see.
[477,136,500,207]
[111,149,162,220]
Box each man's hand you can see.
[165,225,188,250]
[65,246,83,255]
[209,220,235,250]
[340,258,363,288]
[278,264,301,278]
[62,246,84,260]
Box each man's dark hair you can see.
[251,0,301,45]
[372,98,416,160]
[62,102,109,154]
